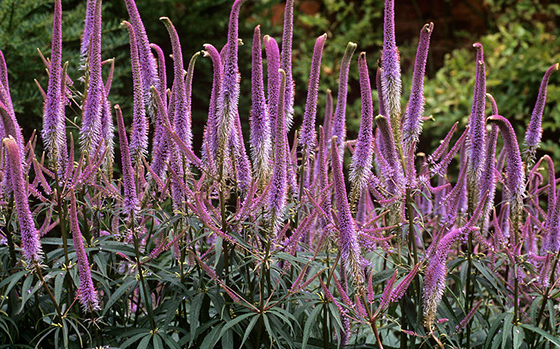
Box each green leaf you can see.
[102,278,137,316]
[501,313,513,349]
[153,333,164,349]
[200,324,223,349]
[302,306,322,349]
[189,293,204,344]
[0,270,26,296]
[484,312,508,349]
[219,312,255,338]
[240,314,259,348]
[137,334,152,349]
[520,324,560,347]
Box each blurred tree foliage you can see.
[420,0,560,157]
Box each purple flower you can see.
[201,43,222,172]
[265,36,281,144]
[480,124,498,232]
[80,0,103,155]
[123,20,148,164]
[299,33,327,186]
[349,52,374,193]
[115,105,139,215]
[80,0,96,66]
[250,26,271,184]
[488,115,525,241]
[524,63,559,161]
[280,0,295,130]
[69,189,100,312]
[268,69,288,230]
[3,137,43,265]
[331,137,365,290]
[124,0,159,121]
[467,43,487,209]
[375,115,404,194]
[381,0,402,137]
[42,0,68,174]
[149,44,169,180]
[402,23,433,146]
[332,42,358,164]
[0,49,9,91]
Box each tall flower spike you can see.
[402,22,433,146]
[299,33,328,185]
[375,115,404,194]
[323,89,334,139]
[115,105,139,215]
[80,0,96,66]
[215,0,245,172]
[0,50,9,91]
[184,51,200,152]
[467,43,487,212]
[488,115,525,242]
[524,63,559,162]
[149,43,168,176]
[349,52,374,194]
[42,0,67,173]
[69,189,100,312]
[4,137,43,265]
[268,69,288,231]
[332,42,358,164]
[80,0,103,155]
[543,181,560,253]
[280,0,295,130]
[381,0,402,139]
[264,35,281,144]
[480,123,498,232]
[331,136,365,290]
[202,43,222,169]
[250,26,271,184]
[123,20,148,164]
[124,0,159,121]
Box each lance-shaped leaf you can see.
[3,137,43,265]
[381,0,402,137]
[80,0,103,155]
[215,0,245,170]
[202,43,223,169]
[122,21,148,164]
[250,26,271,183]
[488,115,525,240]
[268,69,288,231]
[280,0,295,130]
[524,63,559,161]
[124,0,159,120]
[69,189,100,312]
[332,42,358,164]
[115,105,139,215]
[331,136,365,290]
[402,22,433,146]
[467,43,487,209]
[42,0,68,172]
[349,52,374,193]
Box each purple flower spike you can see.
[184,51,201,152]
[331,136,365,290]
[381,0,402,136]
[403,22,433,146]
[525,63,559,161]
[42,0,67,172]
[332,42,358,164]
[149,86,168,180]
[264,35,281,145]
[160,17,186,136]
[0,50,9,91]
[467,43,487,204]
[375,115,404,194]
[376,67,387,117]
[80,0,96,66]
[486,93,499,115]
[150,44,167,111]
[124,0,159,121]
[115,105,139,215]
[69,189,100,312]
[123,20,148,164]
[80,0,103,155]
[202,43,223,169]
[215,0,246,168]
[4,137,43,265]
[543,183,560,253]
[299,33,328,184]
[280,0,295,130]
[323,89,334,138]
[349,52,374,194]
[268,69,288,230]
[488,115,525,238]
[480,124,498,232]
[250,26,271,183]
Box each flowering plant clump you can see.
[1,0,559,348]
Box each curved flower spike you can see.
[331,136,365,291]
[280,0,295,130]
[250,26,271,183]
[467,43,487,181]
[332,42,358,164]
[525,63,559,162]
[3,137,43,265]
[201,43,222,168]
[122,20,148,164]
[403,22,433,146]
[488,115,525,242]
[381,0,402,137]
[349,52,374,194]
[115,105,139,216]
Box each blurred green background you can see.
[1,0,559,158]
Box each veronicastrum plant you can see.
[0,0,559,348]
